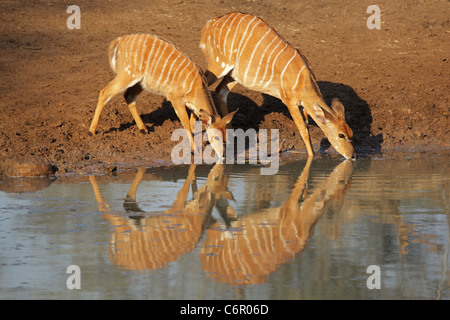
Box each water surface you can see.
[0,151,449,299]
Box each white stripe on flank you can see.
[168,56,187,89]
[243,27,271,84]
[146,39,162,78]
[212,27,217,55]
[222,244,233,276]
[133,34,143,68]
[252,225,268,262]
[137,36,149,74]
[149,41,168,80]
[235,16,258,74]
[251,35,279,87]
[230,237,249,277]
[280,51,297,97]
[128,34,138,66]
[124,36,129,60]
[237,21,262,76]
[228,14,247,60]
[217,13,235,56]
[155,46,176,89]
[259,39,283,86]
[263,43,288,88]
[240,229,255,275]
[279,220,299,254]
[160,53,181,90]
[183,66,197,95]
[223,13,242,60]
[291,65,306,92]
[144,37,158,75]
[174,58,190,87]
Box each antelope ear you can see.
[313,103,328,124]
[199,109,214,127]
[331,98,346,120]
[222,108,238,125]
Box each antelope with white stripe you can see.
[200,12,356,159]
[89,33,236,157]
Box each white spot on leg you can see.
[219,88,229,103]
[126,78,141,89]
[185,102,197,114]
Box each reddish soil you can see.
[0,0,448,177]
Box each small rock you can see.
[2,159,55,177]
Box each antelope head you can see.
[312,98,356,160]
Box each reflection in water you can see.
[1,152,449,299]
[90,164,230,271]
[201,159,353,284]
[90,159,354,284]
[0,176,54,194]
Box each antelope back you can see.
[200,12,311,100]
[110,33,204,100]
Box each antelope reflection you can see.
[200,158,354,285]
[89,164,231,271]
[89,160,354,282]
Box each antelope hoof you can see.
[88,131,96,136]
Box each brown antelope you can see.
[89,163,232,271]
[89,33,236,157]
[199,12,356,160]
[200,158,354,284]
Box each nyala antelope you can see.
[89,33,236,157]
[200,12,356,159]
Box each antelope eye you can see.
[338,133,345,139]
[214,136,220,141]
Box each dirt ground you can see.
[0,0,448,177]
